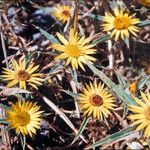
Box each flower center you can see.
[17,70,30,81]
[62,10,70,17]
[14,111,30,126]
[90,94,103,106]
[66,44,81,57]
[145,106,150,120]
[114,16,131,30]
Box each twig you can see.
[74,0,78,32]
[79,6,96,19]
[120,48,124,62]
[2,12,17,39]
[108,39,114,76]
[0,11,11,150]
[0,13,9,68]
[90,32,103,41]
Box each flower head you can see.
[138,0,150,7]
[128,92,150,138]
[78,81,116,120]
[53,4,71,23]
[102,7,140,41]
[1,58,43,89]
[52,29,96,70]
[5,100,43,137]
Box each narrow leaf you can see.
[0,103,10,110]
[48,64,62,74]
[87,14,103,21]
[71,69,78,83]
[25,51,58,64]
[85,126,136,149]
[20,134,26,150]
[93,34,110,45]
[139,20,150,27]
[71,117,89,145]
[124,37,130,49]
[138,76,149,89]
[87,63,136,105]
[41,94,87,143]
[63,90,79,98]
[39,28,60,44]
[115,71,127,89]
[0,119,8,124]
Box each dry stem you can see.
[74,0,78,32]
[0,12,11,150]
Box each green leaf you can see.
[39,28,60,44]
[0,119,8,124]
[124,37,130,49]
[41,94,87,143]
[138,76,149,89]
[62,90,79,99]
[48,64,62,74]
[71,117,89,145]
[20,134,26,150]
[85,126,136,149]
[115,71,127,89]
[109,0,127,10]
[87,14,103,21]
[139,20,150,27]
[71,69,78,83]
[0,103,10,110]
[87,63,136,105]
[26,51,58,64]
[93,34,110,45]
[26,51,37,64]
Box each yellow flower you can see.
[1,58,43,89]
[138,0,150,7]
[52,28,96,70]
[128,92,150,138]
[78,81,116,119]
[5,100,43,137]
[53,4,71,23]
[140,139,150,149]
[102,7,140,41]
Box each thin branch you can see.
[0,13,9,68]
[0,12,11,150]
[108,40,114,76]
[74,0,78,32]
